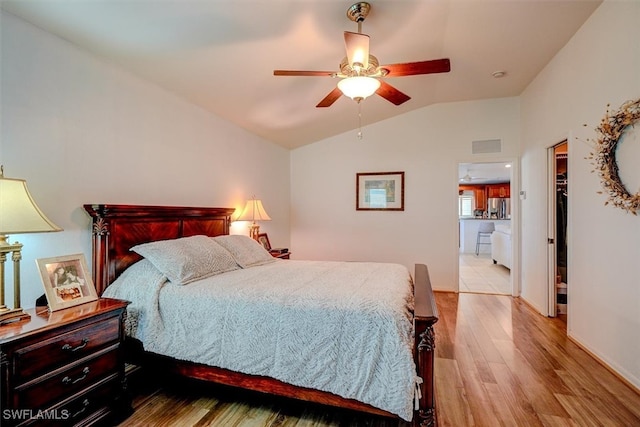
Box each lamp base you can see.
[0,307,30,326]
[248,223,260,240]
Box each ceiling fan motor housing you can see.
[339,55,384,78]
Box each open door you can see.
[547,142,568,318]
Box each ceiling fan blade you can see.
[274,70,335,77]
[381,58,451,77]
[344,31,370,69]
[376,81,411,106]
[316,87,343,108]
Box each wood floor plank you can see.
[434,358,475,427]
[553,393,605,427]
[493,328,570,417]
[118,292,640,427]
[458,295,506,365]
[538,414,580,427]
[554,369,640,426]
[488,361,545,426]
[467,294,512,342]
[483,382,519,426]
[457,368,502,427]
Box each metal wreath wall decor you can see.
[587,97,640,215]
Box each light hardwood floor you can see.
[119,292,640,426]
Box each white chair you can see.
[475,222,495,255]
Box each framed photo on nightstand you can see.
[36,254,98,311]
[257,233,271,251]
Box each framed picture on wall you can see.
[36,254,98,311]
[356,171,405,211]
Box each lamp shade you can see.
[236,198,271,223]
[0,175,62,234]
[337,76,380,101]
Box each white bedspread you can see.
[104,259,417,420]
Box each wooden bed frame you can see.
[83,204,439,426]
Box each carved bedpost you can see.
[415,319,437,427]
[85,204,110,296]
[413,264,439,427]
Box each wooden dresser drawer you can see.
[16,377,122,427]
[14,316,120,384]
[14,346,120,410]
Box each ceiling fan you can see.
[273,2,451,108]
[460,171,487,183]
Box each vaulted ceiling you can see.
[1,0,602,149]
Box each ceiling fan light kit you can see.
[274,2,451,108]
[338,76,380,101]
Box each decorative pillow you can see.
[130,235,239,285]
[213,235,276,268]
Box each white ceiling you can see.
[1,0,601,149]
[459,161,512,185]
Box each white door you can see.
[547,147,558,317]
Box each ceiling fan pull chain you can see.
[357,102,363,140]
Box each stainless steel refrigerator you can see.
[488,198,510,219]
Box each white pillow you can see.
[213,235,276,268]
[131,235,239,285]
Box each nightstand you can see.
[0,298,131,426]
[270,251,291,259]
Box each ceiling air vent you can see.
[472,139,502,154]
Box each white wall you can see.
[520,0,640,387]
[0,11,290,308]
[291,97,520,291]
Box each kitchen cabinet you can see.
[474,188,486,210]
[487,183,510,198]
[459,185,487,211]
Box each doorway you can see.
[547,142,568,322]
[458,161,513,295]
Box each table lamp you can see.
[0,166,62,325]
[236,197,271,240]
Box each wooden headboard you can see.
[83,204,235,295]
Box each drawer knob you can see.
[62,337,89,352]
[62,366,90,385]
